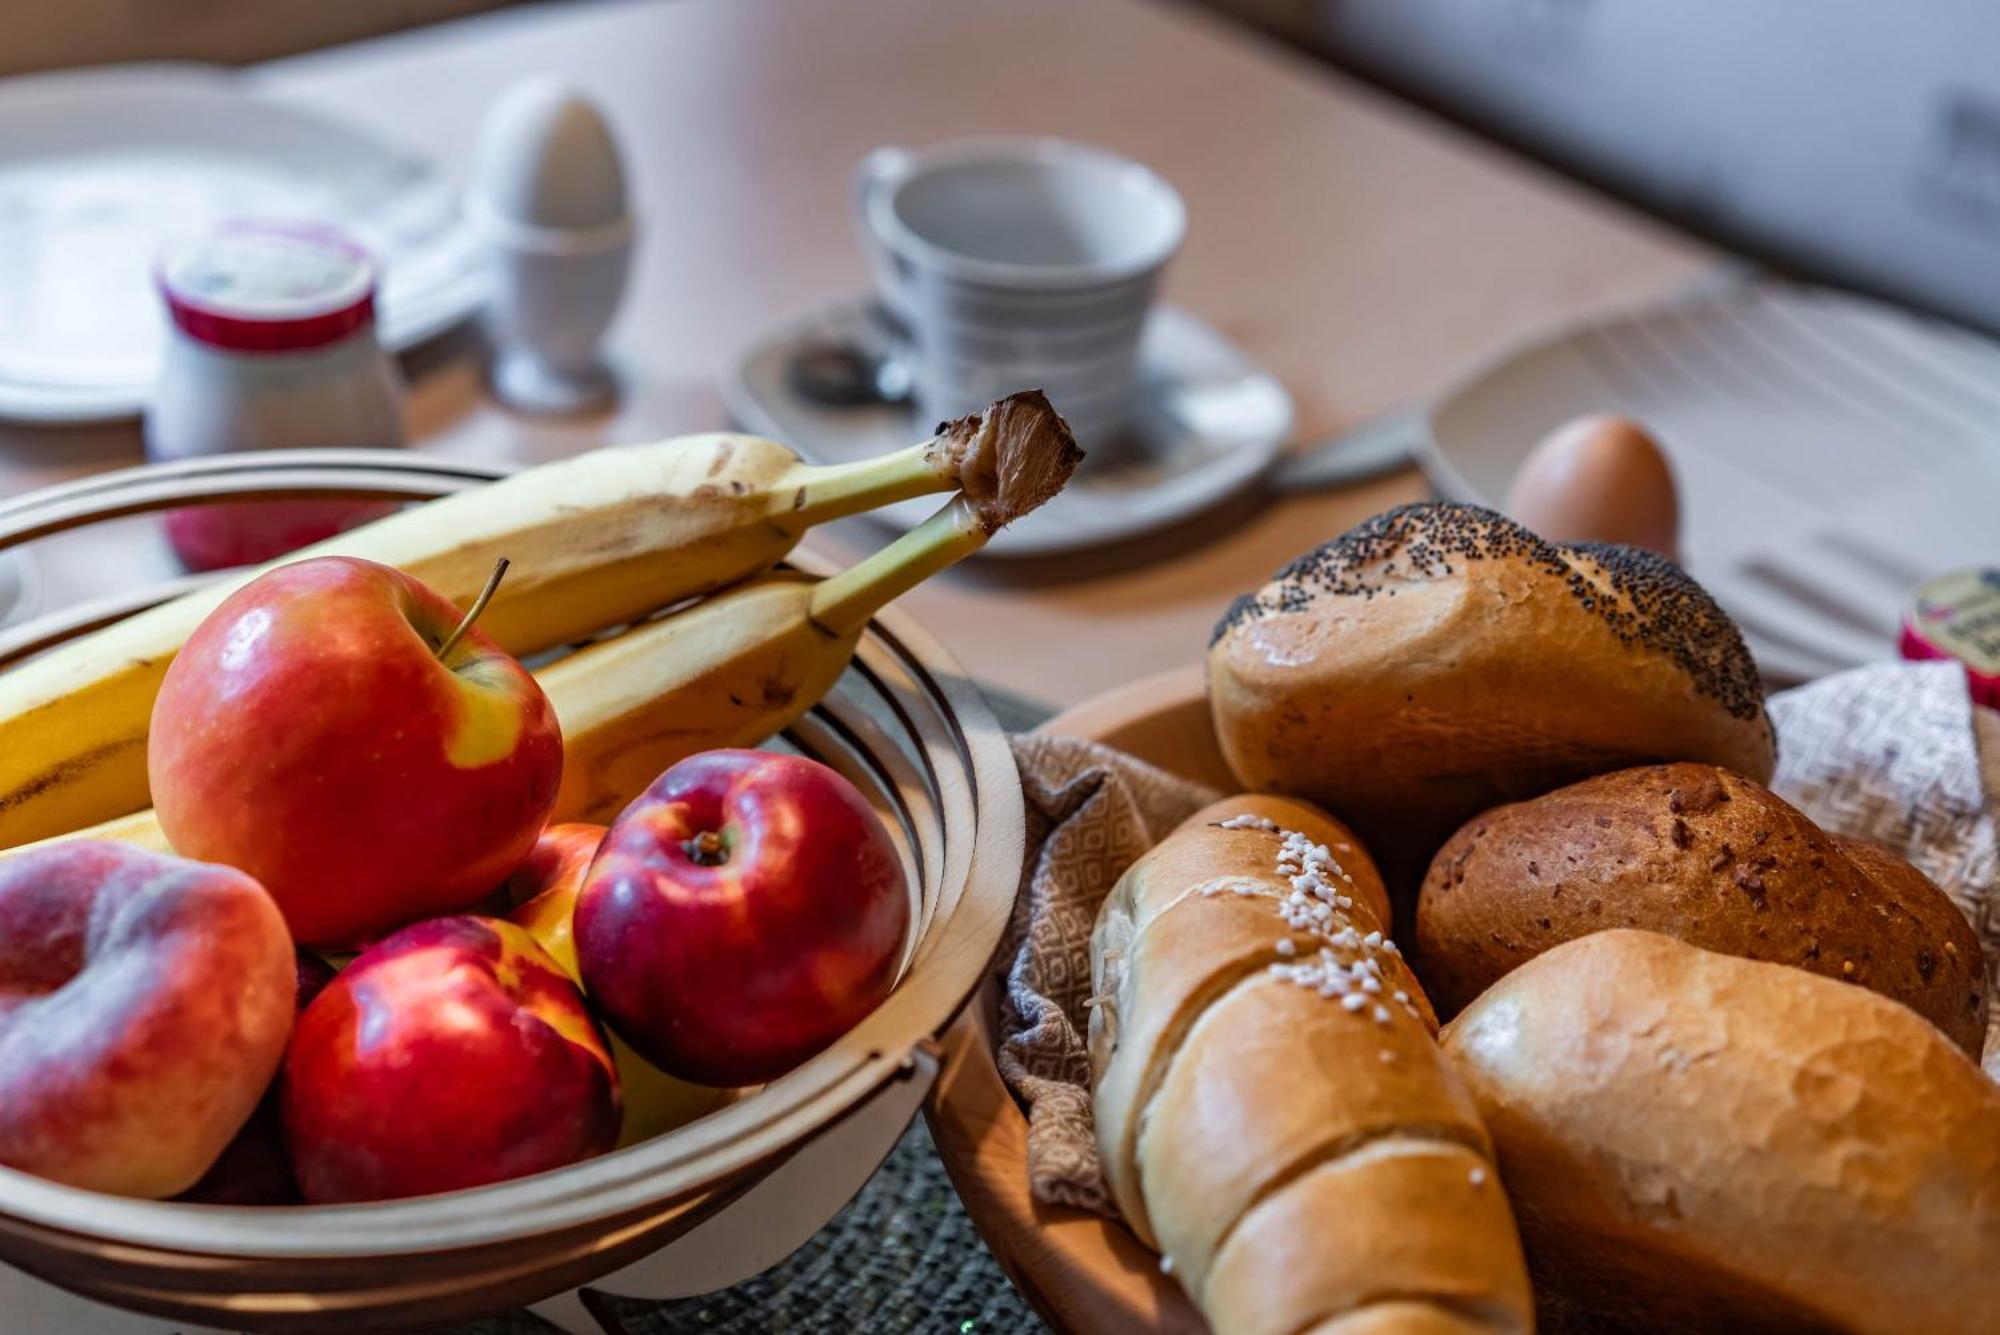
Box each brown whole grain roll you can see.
[1415,761,1988,1054]
[1207,502,1776,888]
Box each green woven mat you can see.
[451,1074,1042,1335]
[454,687,1053,1335]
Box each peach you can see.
[0,841,295,1198]
[178,950,338,1205]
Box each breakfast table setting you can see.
[1,0,1998,1332]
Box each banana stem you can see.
[791,441,956,524]
[806,497,987,640]
[790,388,1077,526]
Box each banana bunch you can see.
[2,390,1079,856]
[0,397,1065,850]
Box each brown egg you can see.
[1504,414,1680,560]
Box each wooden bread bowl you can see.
[924,663,1217,1333]
[923,662,2000,1335]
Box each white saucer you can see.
[0,64,485,424]
[726,301,1292,558]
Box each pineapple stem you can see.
[806,497,987,639]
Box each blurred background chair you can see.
[1212,0,2000,336]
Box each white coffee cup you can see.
[852,137,1185,450]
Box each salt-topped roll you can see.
[1089,794,1532,1334]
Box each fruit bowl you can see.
[0,451,1025,1333]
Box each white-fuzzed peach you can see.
[0,841,295,1198]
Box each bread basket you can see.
[926,663,1215,1334]
[0,450,1025,1334]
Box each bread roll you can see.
[1091,795,1532,1333]
[1443,930,2000,1334]
[1416,762,1988,1053]
[1208,503,1775,883]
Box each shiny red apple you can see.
[149,555,563,948]
[282,915,619,1203]
[574,749,911,1086]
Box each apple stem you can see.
[437,557,510,661]
[684,831,729,866]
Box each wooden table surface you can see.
[0,0,1711,709]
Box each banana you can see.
[546,493,1000,822]
[17,391,1081,861]
[0,395,1051,850]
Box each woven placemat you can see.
[452,1120,1044,1335]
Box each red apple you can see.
[149,555,563,948]
[282,915,619,1203]
[0,841,295,1198]
[178,950,338,1205]
[573,749,910,1087]
[506,823,737,1145]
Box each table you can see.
[0,0,1710,709]
[0,1,1719,1330]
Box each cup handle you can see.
[850,145,914,223]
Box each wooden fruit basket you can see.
[0,451,1025,1334]
[925,663,1217,1334]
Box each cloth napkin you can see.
[998,661,2000,1212]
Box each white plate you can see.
[0,64,485,423]
[1417,277,2000,684]
[727,301,1293,558]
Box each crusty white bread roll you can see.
[1417,762,1989,1052]
[1091,795,1533,1334]
[1443,930,2000,1334]
[1208,503,1776,886]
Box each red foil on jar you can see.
[1900,568,2000,710]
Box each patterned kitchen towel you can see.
[998,733,1220,1214]
[1000,661,2000,1212]
[1769,660,2000,1071]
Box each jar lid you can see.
[1900,567,2000,708]
[158,223,377,353]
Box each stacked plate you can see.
[0,64,484,423]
